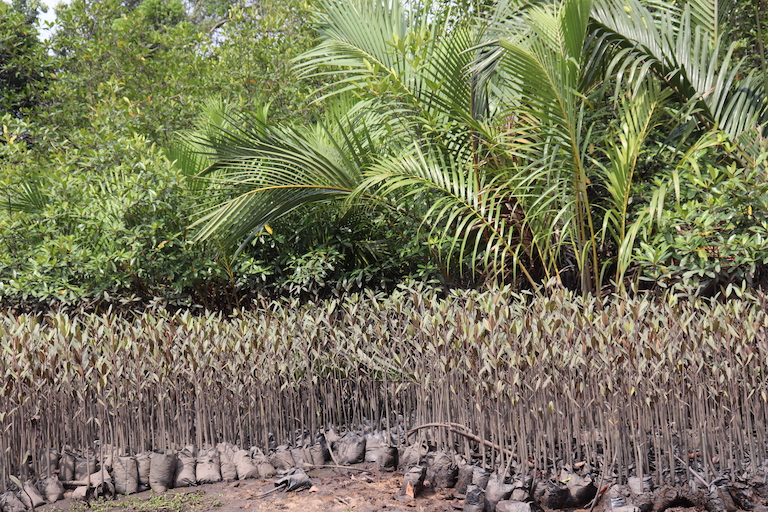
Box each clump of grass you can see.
[72,491,221,512]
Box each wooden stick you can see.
[406,423,515,457]
[301,464,369,472]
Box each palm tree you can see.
[174,0,766,294]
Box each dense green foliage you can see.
[0,0,50,115]
[1,0,428,310]
[1,0,768,309]
[176,0,768,298]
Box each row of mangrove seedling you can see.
[2,284,768,494]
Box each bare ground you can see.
[35,465,463,512]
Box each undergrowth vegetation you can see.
[2,285,768,491]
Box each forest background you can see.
[1,0,768,312]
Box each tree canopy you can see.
[1,0,767,311]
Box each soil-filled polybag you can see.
[19,480,47,509]
[323,428,341,448]
[39,448,60,477]
[72,485,88,500]
[149,452,177,493]
[196,448,222,484]
[310,442,331,466]
[233,450,259,480]
[472,467,490,490]
[270,445,296,470]
[136,451,152,491]
[337,432,366,465]
[92,479,116,500]
[88,468,111,485]
[564,474,596,507]
[59,451,76,481]
[484,473,513,512]
[426,452,458,488]
[400,442,427,469]
[364,432,386,462]
[251,448,276,478]
[378,446,399,472]
[707,485,738,512]
[97,444,118,472]
[533,479,569,510]
[290,447,309,467]
[496,501,532,512]
[464,484,485,512]
[217,444,238,482]
[0,491,27,512]
[112,456,139,494]
[174,448,196,488]
[455,463,474,494]
[40,475,65,503]
[401,465,426,498]
[74,454,98,482]
[275,468,312,492]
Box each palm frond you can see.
[491,0,600,292]
[6,178,49,214]
[296,0,481,134]
[598,79,669,285]
[362,143,524,284]
[176,101,393,250]
[591,0,767,151]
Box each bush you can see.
[636,152,768,296]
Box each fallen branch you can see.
[58,478,109,488]
[674,455,711,489]
[406,423,515,457]
[302,464,369,472]
[254,484,285,499]
[209,18,230,33]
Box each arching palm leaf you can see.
[174,100,394,252]
[591,0,767,155]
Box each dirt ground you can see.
[35,465,464,512]
[27,462,713,512]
